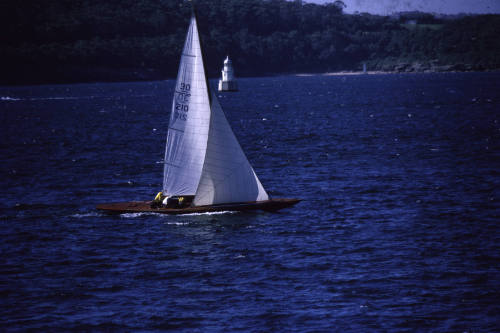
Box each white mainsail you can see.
[163,15,211,196]
[193,91,269,206]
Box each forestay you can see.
[163,15,211,196]
[193,91,269,206]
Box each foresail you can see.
[193,92,269,206]
[163,15,211,196]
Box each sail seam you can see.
[167,127,185,133]
[163,161,183,168]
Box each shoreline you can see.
[2,69,499,87]
[295,69,500,77]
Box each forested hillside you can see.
[2,0,499,84]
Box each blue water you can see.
[1,73,499,331]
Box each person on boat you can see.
[151,191,166,208]
[163,196,184,208]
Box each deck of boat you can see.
[97,198,300,215]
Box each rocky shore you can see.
[377,60,490,73]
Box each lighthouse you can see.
[218,56,238,91]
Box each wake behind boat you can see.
[97,11,299,215]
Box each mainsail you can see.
[163,13,269,205]
[163,15,211,196]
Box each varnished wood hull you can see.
[97,198,300,215]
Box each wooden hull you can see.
[97,198,300,215]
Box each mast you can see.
[191,2,212,105]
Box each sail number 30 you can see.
[174,82,191,121]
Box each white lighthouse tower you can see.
[218,56,238,91]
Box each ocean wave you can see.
[71,212,103,218]
[119,210,238,219]
[164,221,191,226]
[120,212,162,218]
[181,211,237,216]
[1,96,21,101]
[0,94,155,102]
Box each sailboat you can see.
[97,13,299,215]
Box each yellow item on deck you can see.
[179,197,184,205]
[154,191,164,202]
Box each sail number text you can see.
[174,83,191,121]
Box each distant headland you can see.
[1,0,499,85]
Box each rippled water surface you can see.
[1,73,499,331]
